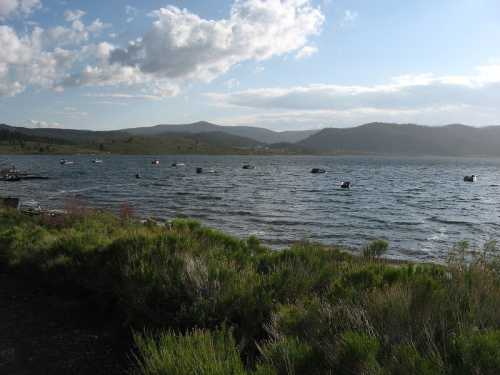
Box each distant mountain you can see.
[298,122,500,156]
[0,123,276,154]
[123,121,318,144]
[0,123,126,143]
[5,121,500,157]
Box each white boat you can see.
[60,159,74,165]
[92,159,103,163]
[172,162,185,167]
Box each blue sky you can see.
[0,0,499,130]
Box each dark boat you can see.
[196,167,203,174]
[311,168,326,174]
[242,164,255,169]
[341,181,351,189]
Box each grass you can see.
[1,207,500,374]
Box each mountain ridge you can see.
[3,121,500,156]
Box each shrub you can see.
[335,331,381,375]
[454,330,500,375]
[363,240,389,259]
[132,328,247,375]
[257,336,316,375]
[387,343,443,375]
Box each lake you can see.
[1,154,499,261]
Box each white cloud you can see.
[0,23,108,96]
[63,9,85,22]
[44,16,110,47]
[295,45,318,59]
[29,119,64,128]
[224,78,240,90]
[125,5,137,23]
[207,64,500,128]
[1,0,324,98]
[0,0,40,19]
[105,0,323,82]
[208,65,500,111]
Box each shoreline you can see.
[2,207,499,373]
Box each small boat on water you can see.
[196,167,203,174]
[172,162,185,167]
[311,168,326,174]
[135,173,141,179]
[1,166,49,181]
[464,175,477,182]
[60,159,74,165]
[242,164,255,169]
[92,159,103,163]
[341,181,351,189]
[152,160,160,165]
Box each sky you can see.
[0,0,499,131]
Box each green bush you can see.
[257,336,316,375]
[454,330,500,375]
[335,331,381,374]
[387,343,443,375]
[363,240,389,259]
[2,208,500,374]
[132,328,247,375]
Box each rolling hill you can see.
[123,121,318,144]
[4,121,500,156]
[298,122,500,156]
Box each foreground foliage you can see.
[1,208,500,374]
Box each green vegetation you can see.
[1,207,500,374]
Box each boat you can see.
[1,166,49,181]
[464,175,477,182]
[60,159,74,165]
[172,162,185,167]
[242,164,255,169]
[92,159,103,163]
[152,160,160,165]
[311,168,326,174]
[196,167,203,174]
[340,181,351,189]
[3,173,20,181]
[135,173,141,179]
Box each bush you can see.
[132,328,247,375]
[258,336,316,375]
[335,331,381,374]
[454,330,500,375]
[3,208,500,374]
[387,343,443,375]
[363,240,389,259]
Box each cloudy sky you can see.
[0,0,499,131]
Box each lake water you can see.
[1,154,499,261]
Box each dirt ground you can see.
[0,270,130,375]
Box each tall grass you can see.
[2,207,500,374]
